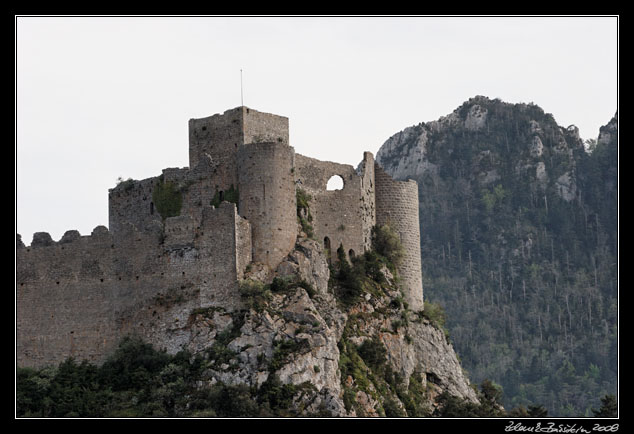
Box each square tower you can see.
[188,107,289,192]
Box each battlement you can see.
[17,106,424,368]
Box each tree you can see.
[527,404,548,417]
[478,379,505,417]
[592,394,617,418]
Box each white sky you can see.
[16,16,618,244]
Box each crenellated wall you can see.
[16,202,249,368]
[17,225,166,367]
[374,163,423,311]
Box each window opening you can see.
[326,175,344,191]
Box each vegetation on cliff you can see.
[16,336,326,418]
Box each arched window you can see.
[324,236,331,252]
[348,249,356,260]
[150,202,154,215]
[326,175,344,191]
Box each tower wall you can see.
[237,142,296,269]
[374,163,423,311]
[243,107,289,145]
[189,108,242,192]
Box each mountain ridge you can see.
[375,95,618,417]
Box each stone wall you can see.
[243,107,289,146]
[16,202,247,368]
[196,203,250,309]
[294,153,376,263]
[374,163,423,311]
[188,107,242,190]
[17,226,166,367]
[108,177,162,235]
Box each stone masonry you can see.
[16,106,424,368]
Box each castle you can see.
[16,106,422,368]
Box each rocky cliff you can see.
[125,233,478,416]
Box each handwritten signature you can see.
[505,421,619,433]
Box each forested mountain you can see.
[376,96,618,416]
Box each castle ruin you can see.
[16,107,423,368]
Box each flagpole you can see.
[240,69,244,107]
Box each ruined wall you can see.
[237,142,296,269]
[108,177,162,235]
[195,203,250,308]
[294,153,376,263]
[243,107,289,145]
[374,163,423,311]
[188,108,243,190]
[17,226,167,367]
[16,203,247,368]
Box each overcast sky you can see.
[16,16,618,244]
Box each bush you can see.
[296,188,314,238]
[422,300,449,339]
[210,185,239,208]
[383,397,406,417]
[99,336,171,392]
[357,337,387,373]
[332,244,365,306]
[152,179,182,219]
[16,334,314,418]
[238,279,271,312]
[371,224,404,270]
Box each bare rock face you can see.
[598,112,618,146]
[465,104,488,131]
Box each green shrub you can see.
[383,397,406,417]
[152,179,182,219]
[116,177,136,192]
[357,337,387,373]
[269,339,308,372]
[371,224,404,270]
[269,276,316,299]
[238,279,271,312]
[422,300,449,339]
[296,188,314,238]
[210,184,239,208]
[16,334,314,418]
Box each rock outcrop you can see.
[128,234,477,416]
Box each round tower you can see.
[374,163,423,311]
[237,142,297,269]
